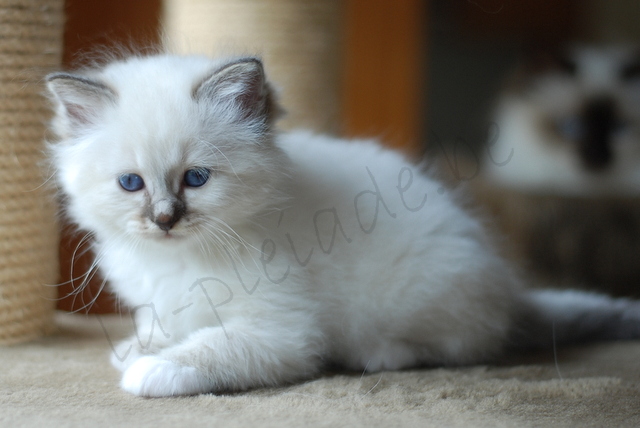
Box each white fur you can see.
[484,45,640,195]
[46,54,636,398]
[121,356,212,397]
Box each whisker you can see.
[197,138,243,183]
[198,218,262,275]
[64,231,134,313]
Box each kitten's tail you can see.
[510,289,640,349]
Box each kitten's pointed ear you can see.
[46,73,116,128]
[194,58,281,123]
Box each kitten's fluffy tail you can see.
[510,289,640,349]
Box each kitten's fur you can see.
[484,45,640,195]
[47,54,640,397]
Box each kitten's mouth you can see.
[149,230,185,241]
[143,222,197,241]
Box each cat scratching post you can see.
[0,0,63,344]
[163,0,344,134]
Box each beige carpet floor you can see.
[2,312,640,427]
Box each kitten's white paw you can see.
[121,356,212,397]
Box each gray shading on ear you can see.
[193,58,283,124]
[46,73,117,129]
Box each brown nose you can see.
[154,212,181,231]
[150,197,185,232]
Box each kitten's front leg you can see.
[120,323,322,397]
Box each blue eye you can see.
[118,173,144,192]
[184,168,210,187]
[556,117,584,141]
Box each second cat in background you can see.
[484,45,640,196]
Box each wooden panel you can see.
[342,0,426,157]
[453,0,576,46]
[57,0,161,313]
[62,0,162,66]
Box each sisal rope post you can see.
[163,0,345,134]
[0,0,64,345]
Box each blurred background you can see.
[57,0,640,313]
[428,0,640,152]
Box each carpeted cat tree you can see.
[0,0,63,345]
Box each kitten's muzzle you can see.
[149,198,186,232]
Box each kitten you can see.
[46,54,640,397]
[484,45,640,195]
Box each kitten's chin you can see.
[135,224,199,244]
[144,230,188,242]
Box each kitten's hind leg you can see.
[120,323,323,397]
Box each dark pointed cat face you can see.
[522,46,640,172]
[47,55,287,245]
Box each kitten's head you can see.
[509,45,640,171]
[47,55,287,247]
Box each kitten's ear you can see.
[194,58,281,123]
[46,73,116,128]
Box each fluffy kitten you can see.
[484,45,640,195]
[46,54,640,397]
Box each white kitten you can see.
[485,45,640,195]
[47,54,640,397]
